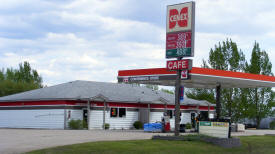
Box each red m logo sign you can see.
[169,7,188,29]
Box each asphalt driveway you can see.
[1,129,275,154]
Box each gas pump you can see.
[161,113,171,132]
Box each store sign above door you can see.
[166,59,192,70]
[166,2,195,58]
[181,70,188,79]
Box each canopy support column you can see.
[216,84,221,120]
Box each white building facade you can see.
[0,81,215,130]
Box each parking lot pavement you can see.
[1,129,275,154]
[0,129,173,154]
[232,129,275,136]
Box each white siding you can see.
[68,109,83,120]
[66,109,83,128]
[149,112,163,123]
[181,112,191,124]
[89,109,138,130]
[150,112,197,123]
[170,117,175,130]
[0,109,64,129]
[168,113,189,130]
[107,111,138,129]
[89,110,103,129]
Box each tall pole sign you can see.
[166,2,195,58]
[166,1,195,136]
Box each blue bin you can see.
[144,123,162,132]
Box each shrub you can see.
[68,119,83,129]
[133,121,143,129]
[270,121,275,130]
[104,123,110,129]
[186,123,192,129]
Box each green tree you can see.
[0,61,43,97]
[161,88,174,94]
[186,60,215,104]
[186,88,215,104]
[210,39,246,122]
[245,42,275,128]
[144,84,159,91]
[0,69,4,81]
[186,39,246,122]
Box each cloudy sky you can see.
[1,0,275,86]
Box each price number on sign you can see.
[176,48,186,56]
[176,33,187,56]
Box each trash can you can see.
[180,124,185,133]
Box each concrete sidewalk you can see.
[0,129,275,154]
[232,129,275,136]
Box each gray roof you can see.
[0,80,214,106]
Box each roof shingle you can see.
[0,80,214,106]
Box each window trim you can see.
[110,108,118,117]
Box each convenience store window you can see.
[167,110,173,119]
[119,108,126,117]
[110,108,126,118]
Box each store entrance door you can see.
[191,113,196,128]
[83,109,88,128]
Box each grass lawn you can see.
[27,135,275,154]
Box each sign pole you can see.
[166,1,195,136]
[174,57,182,136]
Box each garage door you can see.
[0,109,65,129]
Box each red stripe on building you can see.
[0,100,215,110]
[0,100,70,106]
[107,102,148,108]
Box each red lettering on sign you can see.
[169,7,188,29]
[166,31,192,50]
[169,9,178,29]
[166,59,192,70]
[123,78,128,83]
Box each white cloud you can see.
[0,0,275,87]
[197,0,275,25]
[0,31,165,85]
